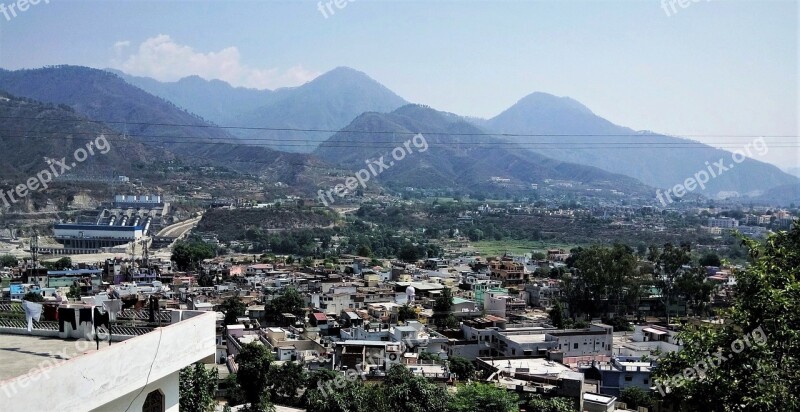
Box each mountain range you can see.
[0,64,796,202]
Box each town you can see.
[0,188,797,411]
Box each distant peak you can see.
[514,92,593,115]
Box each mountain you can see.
[0,66,320,182]
[485,92,799,198]
[109,70,274,125]
[114,66,408,152]
[0,92,173,187]
[314,104,653,196]
[785,167,800,178]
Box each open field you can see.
[470,240,581,256]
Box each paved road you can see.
[156,216,202,237]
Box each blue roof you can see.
[54,224,143,231]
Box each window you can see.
[573,343,578,349]
[142,390,164,412]
[624,376,633,382]
[644,379,649,384]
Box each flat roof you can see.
[54,224,144,231]
[0,335,98,381]
[503,333,547,344]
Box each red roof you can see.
[312,313,328,321]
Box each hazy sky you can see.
[0,0,797,169]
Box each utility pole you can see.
[29,231,38,284]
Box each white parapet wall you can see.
[0,310,216,412]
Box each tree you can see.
[549,301,565,329]
[235,342,275,411]
[655,243,692,324]
[266,288,305,319]
[267,361,306,406]
[652,224,800,410]
[67,284,81,300]
[0,254,18,268]
[433,288,454,327]
[179,362,218,412]
[448,382,518,412]
[447,356,475,381]
[398,304,417,322]
[220,296,247,325]
[53,256,72,270]
[524,395,574,412]
[397,243,421,262]
[23,291,43,302]
[619,387,653,410]
[699,253,722,267]
[172,240,215,271]
[384,365,449,412]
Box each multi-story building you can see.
[489,257,526,285]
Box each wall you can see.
[0,311,215,412]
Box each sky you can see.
[0,0,797,169]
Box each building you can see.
[707,217,739,228]
[579,357,655,397]
[489,257,526,285]
[0,310,216,412]
[53,224,144,251]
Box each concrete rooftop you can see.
[0,335,98,381]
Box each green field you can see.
[470,240,581,256]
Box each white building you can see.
[0,310,216,412]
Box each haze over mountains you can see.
[0,65,796,202]
[315,104,652,196]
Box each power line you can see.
[2,133,798,150]
[0,115,794,139]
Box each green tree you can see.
[267,361,306,406]
[619,386,653,410]
[652,224,800,410]
[447,356,475,381]
[53,256,72,270]
[235,342,275,412]
[67,284,81,300]
[699,253,722,267]
[172,240,215,271]
[549,301,565,329]
[179,362,218,412]
[23,291,44,302]
[448,382,518,412]
[397,243,421,262]
[433,288,454,327]
[224,373,246,406]
[305,378,374,412]
[524,395,574,412]
[398,304,417,322]
[266,287,305,319]
[220,296,247,325]
[655,243,693,323]
[0,254,18,268]
[384,365,449,412]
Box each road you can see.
[156,216,203,238]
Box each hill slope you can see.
[0,66,322,182]
[314,104,653,196]
[486,92,798,198]
[115,66,408,153]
